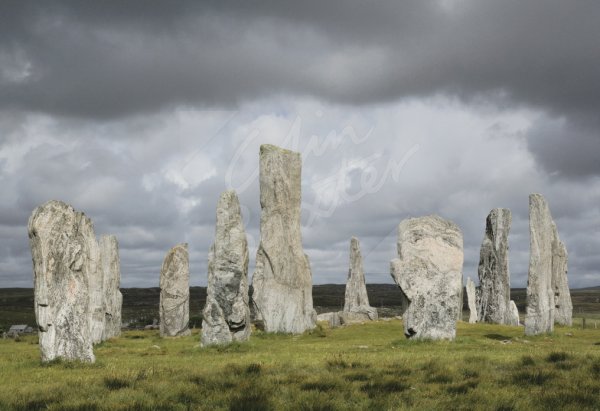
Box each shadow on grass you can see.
[484,334,512,341]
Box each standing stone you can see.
[390,215,464,340]
[552,224,573,326]
[316,312,341,328]
[88,236,104,345]
[159,243,191,337]
[251,144,316,334]
[466,277,478,323]
[508,300,520,326]
[100,235,122,340]
[477,208,512,324]
[343,237,377,321]
[202,191,251,346]
[28,200,95,363]
[525,194,556,335]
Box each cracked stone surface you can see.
[28,200,95,363]
[477,208,512,325]
[160,243,191,337]
[390,215,463,340]
[251,144,316,334]
[202,190,251,346]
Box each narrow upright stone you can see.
[251,144,316,334]
[159,243,191,337]
[390,215,464,340]
[466,277,478,323]
[525,194,556,335]
[100,235,122,340]
[28,200,95,363]
[477,208,512,324]
[343,237,377,321]
[202,191,251,346]
[552,224,572,326]
[88,235,104,345]
[508,300,520,326]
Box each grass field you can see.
[1,320,599,410]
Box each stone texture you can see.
[202,191,251,346]
[159,243,191,337]
[390,215,463,340]
[88,235,104,345]
[316,312,341,328]
[552,224,573,326]
[525,194,556,335]
[251,144,316,334]
[100,235,122,340]
[343,237,377,321]
[466,277,478,323]
[508,300,520,326]
[477,208,512,325]
[28,200,95,363]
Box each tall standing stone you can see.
[251,144,316,334]
[159,243,191,337]
[552,224,572,326]
[525,194,556,335]
[88,236,104,345]
[466,277,478,324]
[390,215,464,340]
[508,300,520,326]
[477,208,512,324]
[202,191,251,346]
[343,237,377,321]
[100,235,122,340]
[28,200,95,363]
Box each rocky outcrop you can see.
[343,237,377,321]
[251,144,316,334]
[100,235,122,340]
[28,200,95,363]
[508,300,520,326]
[390,215,464,340]
[525,194,557,335]
[552,224,572,326]
[477,208,512,324]
[202,191,251,346]
[466,277,478,323]
[159,243,191,337]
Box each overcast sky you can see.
[1,1,599,289]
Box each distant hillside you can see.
[1,284,599,331]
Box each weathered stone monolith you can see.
[159,243,191,337]
[466,277,478,323]
[508,300,520,326]
[525,194,556,335]
[88,236,104,345]
[390,215,464,340]
[28,200,95,363]
[343,237,378,321]
[202,191,251,346]
[100,235,122,340]
[477,208,512,324]
[552,224,572,326]
[251,144,316,334]
[317,312,341,328]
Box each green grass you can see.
[1,320,599,410]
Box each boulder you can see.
[477,208,512,324]
[466,277,478,323]
[201,190,251,346]
[159,243,191,337]
[100,235,122,340]
[343,237,377,321]
[251,144,316,334]
[390,215,463,340]
[552,224,572,326]
[316,312,341,328]
[508,300,520,326]
[525,194,556,335]
[28,200,95,362]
